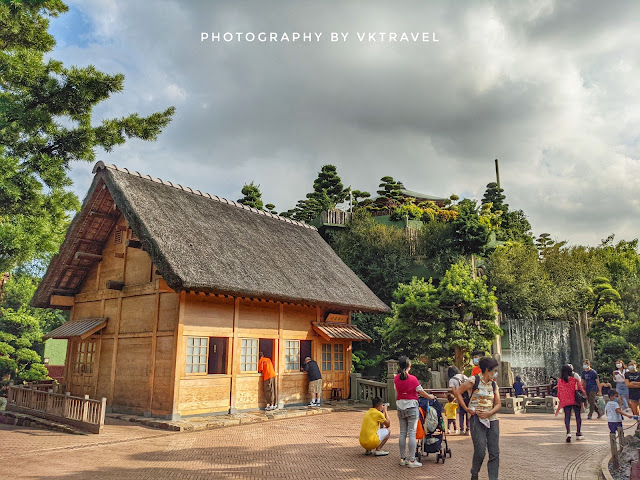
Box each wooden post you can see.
[229,297,240,414]
[81,395,90,422]
[277,303,284,409]
[617,426,625,451]
[610,433,620,470]
[46,389,53,414]
[169,290,186,420]
[63,392,71,418]
[100,397,107,429]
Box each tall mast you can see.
[495,158,501,190]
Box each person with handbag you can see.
[555,364,587,442]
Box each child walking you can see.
[444,393,458,434]
[605,389,636,435]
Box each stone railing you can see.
[350,373,388,404]
[7,384,106,434]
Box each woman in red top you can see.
[555,364,587,442]
[394,356,434,468]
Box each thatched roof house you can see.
[33,162,387,418]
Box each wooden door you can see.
[69,339,97,397]
[321,342,346,400]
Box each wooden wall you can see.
[65,213,357,418]
[66,215,179,417]
[175,295,352,416]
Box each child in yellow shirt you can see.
[444,393,458,434]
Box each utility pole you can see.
[495,158,501,190]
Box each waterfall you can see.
[501,317,570,386]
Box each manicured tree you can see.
[265,204,277,214]
[237,182,264,210]
[377,176,404,203]
[0,0,174,271]
[306,165,349,210]
[588,302,626,345]
[591,277,621,315]
[351,189,371,208]
[592,336,639,375]
[0,271,65,384]
[481,182,508,213]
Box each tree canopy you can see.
[0,0,174,271]
[237,182,264,210]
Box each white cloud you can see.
[55,0,640,246]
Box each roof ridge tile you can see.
[92,161,317,231]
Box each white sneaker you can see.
[308,401,316,407]
[399,459,407,466]
[576,434,584,441]
[374,450,389,456]
[566,434,571,443]
[407,460,422,468]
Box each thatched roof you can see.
[32,162,389,313]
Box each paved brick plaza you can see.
[0,411,612,479]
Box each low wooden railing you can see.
[320,210,352,226]
[6,385,106,434]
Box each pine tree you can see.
[0,0,174,271]
[377,176,404,202]
[306,165,348,210]
[481,182,508,213]
[237,182,264,210]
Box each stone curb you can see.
[601,453,614,480]
[107,403,369,433]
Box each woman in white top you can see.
[613,359,630,410]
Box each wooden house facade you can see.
[33,162,388,419]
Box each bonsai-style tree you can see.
[237,182,264,210]
[377,176,404,203]
[482,182,508,214]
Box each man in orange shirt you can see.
[258,352,277,410]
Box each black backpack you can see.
[470,374,497,404]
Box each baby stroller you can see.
[415,397,452,464]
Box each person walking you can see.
[394,355,435,468]
[302,356,322,406]
[581,360,603,419]
[258,352,277,410]
[625,360,640,427]
[448,365,470,435]
[613,359,630,411]
[555,364,586,442]
[455,356,501,480]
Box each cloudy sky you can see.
[50,0,640,246]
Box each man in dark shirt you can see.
[581,359,603,419]
[303,356,322,406]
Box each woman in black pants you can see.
[555,365,587,442]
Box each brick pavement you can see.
[0,411,614,479]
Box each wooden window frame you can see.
[285,340,300,372]
[73,340,96,374]
[240,338,259,372]
[333,343,344,371]
[186,336,209,375]
[322,343,332,371]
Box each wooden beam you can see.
[170,291,186,420]
[147,292,160,415]
[126,239,143,249]
[229,297,240,414]
[106,280,125,290]
[50,295,75,308]
[89,210,116,219]
[74,251,103,261]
